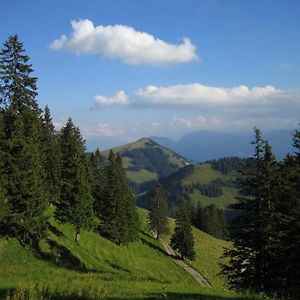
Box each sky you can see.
[0,0,299,150]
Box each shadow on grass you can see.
[34,238,102,274]
[140,236,173,258]
[105,258,131,273]
[48,223,65,238]
[109,292,258,300]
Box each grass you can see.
[183,164,223,185]
[126,168,158,183]
[0,208,262,299]
[188,187,238,209]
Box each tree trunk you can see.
[75,229,80,242]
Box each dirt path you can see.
[159,238,211,288]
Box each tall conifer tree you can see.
[222,129,280,294]
[55,118,93,242]
[0,35,47,246]
[99,151,139,244]
[41,105,61,204]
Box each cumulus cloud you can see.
[135,83,286,107]
[50,19,198,66]
[94,90,129,108]
[87,123,126,138]
[170,116,193,128]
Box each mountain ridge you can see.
[152,129,294,162]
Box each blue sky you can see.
[1,0,299,150]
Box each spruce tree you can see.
[171,201,195,260]
[99,151,139,244]
[148,183,169,239]
[275,126,300,299]
[41,105,61,204]
[55,118,94,242]
[222,129,280,294]
[90,148,105,214]
[0,35,47,247]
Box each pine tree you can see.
[0,35,38,110]
[171,201,195,260]
[0,35,47,247]
[41,105,61,204]
[55,118,94,242]
[148,183,169,239]
[222,129,280,294]
[89,148,105,214]
[274,125,300,299]
[99,151,139,244]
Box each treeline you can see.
[208,157,245,175]
[191,178,223,197]
[191,203,229,240]
[0,35,140,247]
[222,128,300,299]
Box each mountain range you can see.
[152,129,295,162]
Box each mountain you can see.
[104,137,189,194]
[152,129,295,162]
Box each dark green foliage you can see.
[208,157,244,175]
[159,165,195,215]
[41,105,61,204]
[99,151,140,244]
[222,127,300,299]
[192,178,224,197]
[55,118,94,242]
[193,203,229,240]
[222,129,276,292]
[171,201,195,260]
[0,35,47,247]
[89,148,106,215]
[148,183,169,239]
[0,35,38,110]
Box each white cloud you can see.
[94,90,129,108]
[50,19,198,66]
[170,116,193,128]
[88,123,126,138]
[135,83,285,106]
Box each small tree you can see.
[148,183,169,239]
[171,201,195,260]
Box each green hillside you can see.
[157,162,239,214]
[0,208,259,299]
[182,164,238,209]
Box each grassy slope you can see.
[0,209,259,299]
[127,169,158,183]
[182,164,238,209]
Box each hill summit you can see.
[104,137,189,194]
